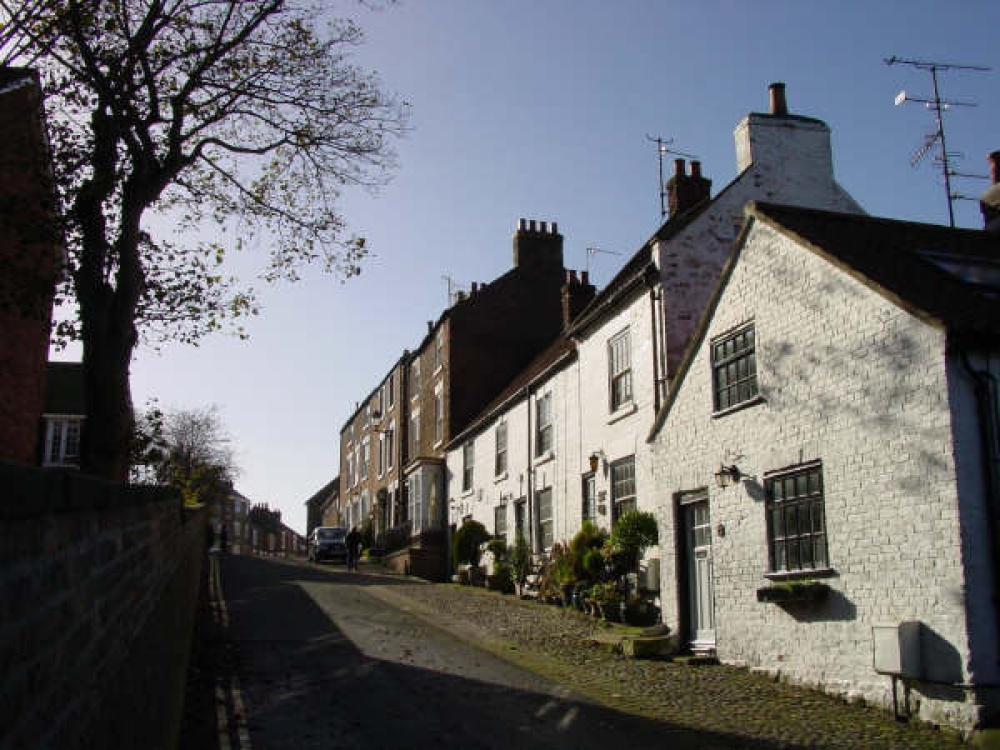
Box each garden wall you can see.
[0,462,206,750]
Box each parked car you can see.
[308,526,348,564]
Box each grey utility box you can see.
[872,621,922,678]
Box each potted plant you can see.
[589,581,624,622]
[452,519,491,585]
[509,534,532,598]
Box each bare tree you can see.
[132,403,239,506]
[0,0,407,478]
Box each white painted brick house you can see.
[560,82,862,541]
[446,336,581,553]
[447,83,864,560]
[648,201,1000,731]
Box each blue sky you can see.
[71,1,999,533]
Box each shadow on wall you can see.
[777,586,858,623]
[917,623,966,704]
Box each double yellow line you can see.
[209,554,252,750]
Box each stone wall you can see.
[0,462,206,750]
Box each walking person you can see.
[346,526,361,571]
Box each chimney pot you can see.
[552,222,558,234]
[471,282,478,293]
[529,219,537,232]
[674,158,686,176]
[540,221,548,233]
[769,82,788,116]
[691,160,702,178]
[581,270,590,286]
[427,321,433,333]
[518,218,526,231]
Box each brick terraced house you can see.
[0,68,62,466]
[340,219,586,579]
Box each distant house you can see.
[341,218,589,579]
[248,502,302,556]
[648,201,1000,731]
[40,362,85,468]
[304,475,340,534]
[0,68,62,466]
[340,356,407,537]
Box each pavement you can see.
[181,554,970,749]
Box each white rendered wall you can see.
[650,220,984,729]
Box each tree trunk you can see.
[79,288,137,481]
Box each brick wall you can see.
[0,70,60,466]
[0,463,206,750]
[650,221,994,730]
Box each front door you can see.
[681,493,716,650]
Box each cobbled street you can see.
[202,555,966,749]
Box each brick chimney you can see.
[513,218,564,276]
[980,151,1000,232]
[561,269,596,328]
[666,158,712,218]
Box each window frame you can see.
[582,472,596,522]
[764,462,830,578]
[494,503,508,538]
[410,358,421,400]
[608,327,633,412]
[409,409,421,457]
[462,440,475,492]
[536,486,553,551]
[610,456,636,521]
[434,386,444,445]
[711,323,759,413]
[494,422,508,476]
[44,417,83,467]
[535,392,553,457]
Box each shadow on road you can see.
[217,554,807,750]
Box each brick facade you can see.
[0,69,61,466]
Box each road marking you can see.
[210,554,253,750]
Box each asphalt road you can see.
[220,555,767,750]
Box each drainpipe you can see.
[644,264,663,412]
[959,348,1000,648]
[524,385,535,553]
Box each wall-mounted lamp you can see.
[588,450,607,474]
[714,464,742,488]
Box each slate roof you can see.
[44,361,85,415]
[647,201,1000,441]
[749,201,1000,340]
[304,476,339,509]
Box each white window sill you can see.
[533,451,554,467]
[461,488,475,498]
[433,439,443,449]
[607,400,638,425]
[712,394,765,419]
[764,567,837,582]
[494,471,508,483]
